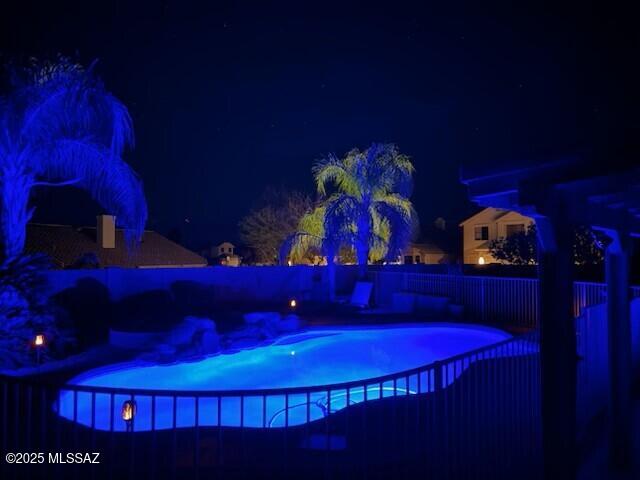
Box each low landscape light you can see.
[34,334,45,365]
[122,400,137,431]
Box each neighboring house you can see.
[397,217,458,265]
[459,207,534,264]
[25,215,207,269]
[215,242,241,267]
[399,242,449,264]
[216,242,235,257]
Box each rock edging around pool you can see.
[110,312,303,363]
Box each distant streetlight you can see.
[289,299,297,309]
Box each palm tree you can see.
[313,143,417,278]
[0,57,147,261]
[280,205,344,301]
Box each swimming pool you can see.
[57,323,511,431]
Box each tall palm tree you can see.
[280,205,344,301]
[313,143,417,278]
[0,57,147,261]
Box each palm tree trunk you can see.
[355,240,369,279]
[0,165,33,262]
[326,245,336,302]
[356,210,370,279]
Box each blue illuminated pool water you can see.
[58,323,511,431]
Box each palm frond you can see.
[323,194,360,246]
[372,198,418,261]
[40,138,146,241]
[312,153,360,197]
[0,58,147,256]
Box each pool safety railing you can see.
[0,330,541,480]
[367,271,640,329]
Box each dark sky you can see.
[1,1,637,248]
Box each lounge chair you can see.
[349,281,373,308]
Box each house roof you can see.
[458,207,510,226]
[496,210,534,224]
[461,149,640,235]
[407,242,445,254]
[25,223,207,269]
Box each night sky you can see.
[1,1,637,249]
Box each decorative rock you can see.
[243,312,281,326]
[165,323,198,347]
[136,343,176,363]
[166,316,217,348]
[226,326,263,340]
[156,343,177,355]
[279,314,301,332]
[184,316,217,332]
[200,330,221,354]
[243,312,264,325]
[228,337,261,350]
[262,313,282,337]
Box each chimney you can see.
[97,215,116,249]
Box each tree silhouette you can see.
[0,56,147,261]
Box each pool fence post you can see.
[480,277,486,324]
[433,361,445,477]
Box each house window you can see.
[404,255,414,264]
[474,226,489,241]
[415,255,421,264]
[506,224,525,237]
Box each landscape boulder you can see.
[279,314,302,333]
[165,322,199,347]
[165,316,218,348]
[199,330,221,354]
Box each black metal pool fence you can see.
[368,271,640,329]
[1,331,541,480]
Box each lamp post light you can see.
[34,334,45,365]
[121,400,137,432]
[289,298,297,310]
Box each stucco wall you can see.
[461,208,534,264]
[45,265,360,303]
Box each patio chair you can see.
[349,281,373,308]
